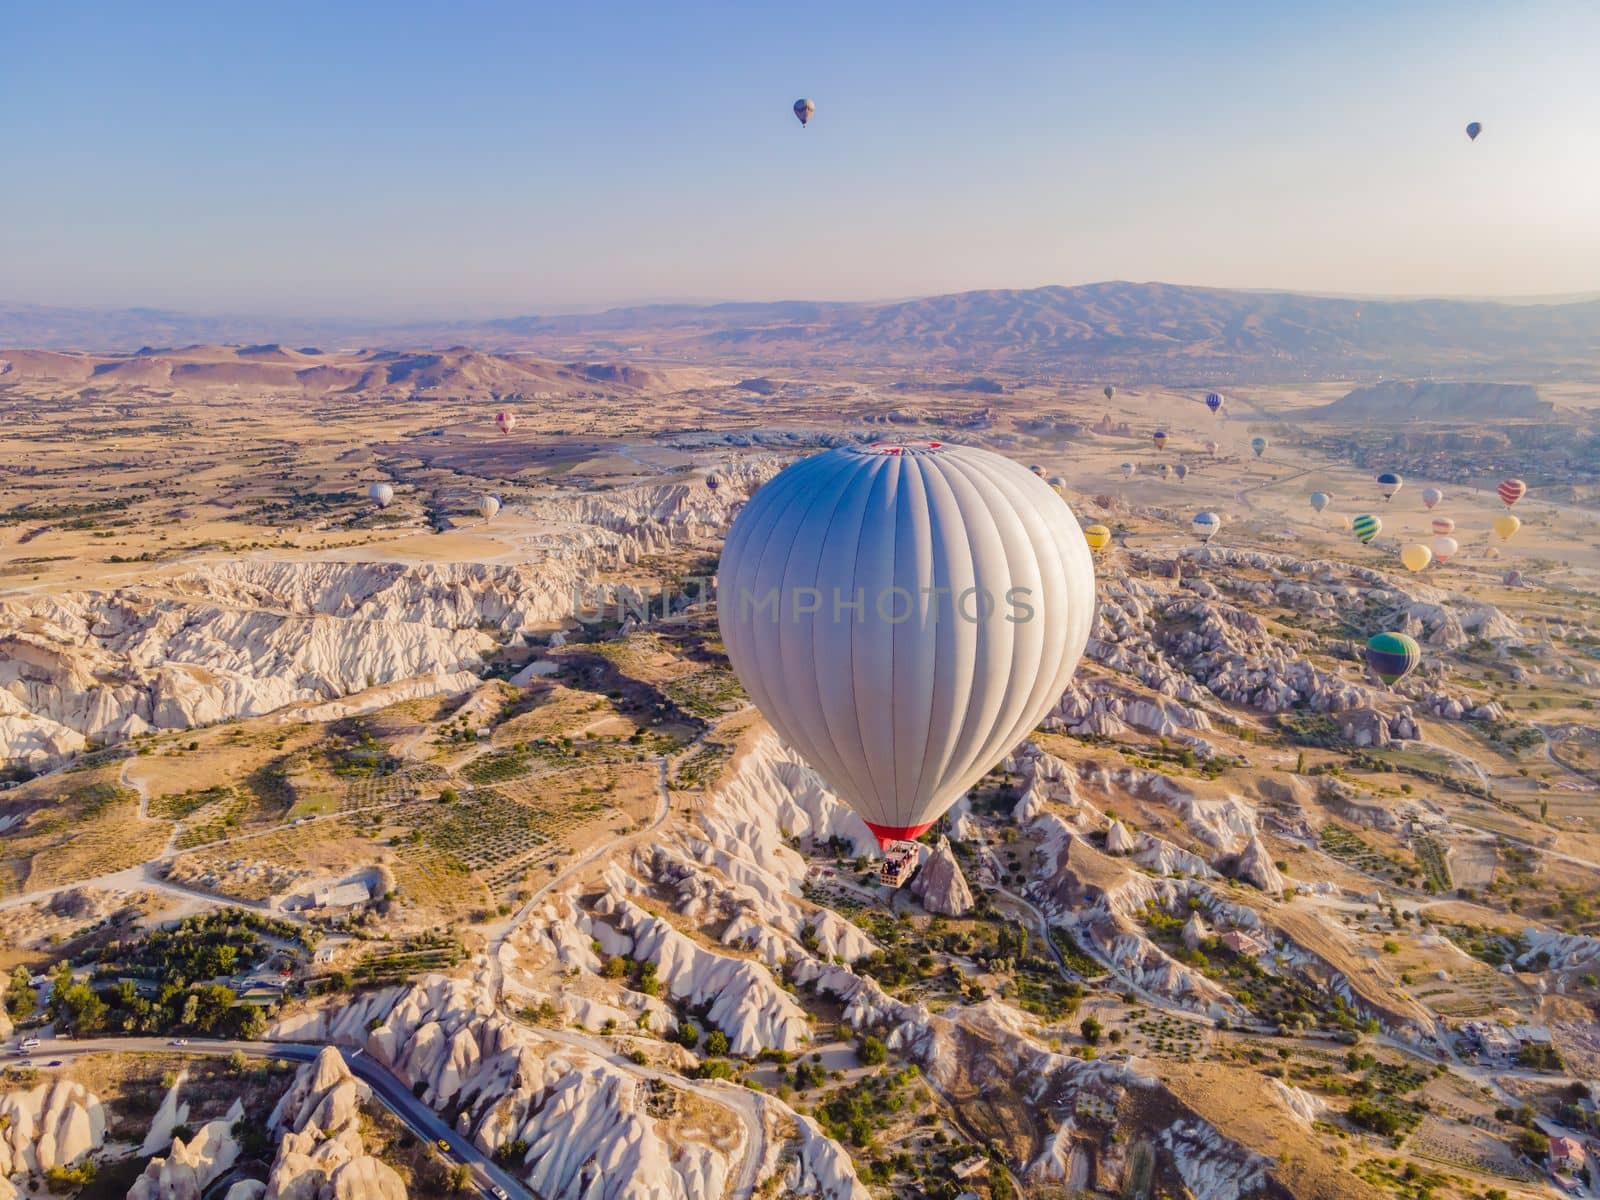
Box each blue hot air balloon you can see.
[1205,392,1224,414]
[1466,121,1482,141]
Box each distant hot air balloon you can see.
[1431,535,1459,563]
[1503,569,1524,587]
[1120,462,1136,480]
[1377,472,1403,501]
[368,483,394,509]
[1205,440,1219,457]
[496,410,516,435]
[794,98,815,127]
[1365,632,1421,687]
[1083,524,1112,552]
[1431,516,1456,536]
[717,441,1096,851]
[1152,430,1168,450]
[1205,392,1224,414]
[1310,492,1331,513]
[1030,464,1046,477]
[1497,478,1527,508]
[1192,511,1221,543]
[1159,463,1172,480]
[1104,385,1116,401]
[1421,487,1443,510]
[479,494,502,520]
[1250,436,1268,458]
[1493,514,1521,542]
[1466,121,1482,141]
[706,475,721,492]
[1351,513,1381,544]
[1174,462,1189,481]
[1400,543,1433,572]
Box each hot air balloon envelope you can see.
[1366,632,1421,687]
[496,410,516,434]
[1497,479,1527,508]
[1431,517,1455,536]
[1421,487,1443,510]
[1377,472,1403,500]
[1400,544,1432,572]
[1466,121,1482,140]
[368,483,394,508]
[1192,512,1221,543]
[1431,535,1459,563]
[1083,524,1112,551]
[794,98,815,126]
[1205,392,1224,414]
[717,441,1096,849]
[479,494,501,520]
[1493,514,1521,541]
[1352,514,1382,544]
[1174,463,1189,481]
[1310,492,1331,513]
[1250,436,1268,458]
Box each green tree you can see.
[1080,1016,1103,1045]
[705,1030,730,1056]
[60,984,109,1036]
[5,965,34,1021]
[856,1035,887,1066]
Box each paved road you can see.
[22,1035,534,1200]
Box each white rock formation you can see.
[126,1098,244,1200]
[910,836,974,916]
[260,1047,408,1200]
[0,1078,106,1178]
[1233,836,1285,897]
[1104,820,1138,855]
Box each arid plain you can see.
[4,332,1600,1200]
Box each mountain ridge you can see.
[6,281,1600,381]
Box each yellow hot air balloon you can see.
[1083,523,1113,552]
[1400,543,1433,572]
[1493,514,1521,542]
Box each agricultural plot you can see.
[663,668,744,720]
[340,761,445,811]
[355,932,465,984]
[390,845,490,921]
[671,740,732,790]
[1411,835,1452,892]
[1,774,168,896]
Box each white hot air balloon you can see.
[368,483,394,508]
[718,441,1095,852]
[1192,511,1221,543]
[479,493,502,520]
[1120,462,1136,480]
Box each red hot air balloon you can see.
[1497,478,1527,508]
[496,410,516,435]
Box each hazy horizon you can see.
[7,279,1600,328]
[6,0,1599,316]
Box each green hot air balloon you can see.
[1351,513,1381,544]
[1250,436,1268,458]
[1365,632,1421,687]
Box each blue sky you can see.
[4,0,1597,314]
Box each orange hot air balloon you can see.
[1497,478,1527,507]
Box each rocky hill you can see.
[1310,379,1556,422]
[8,282,1600,380]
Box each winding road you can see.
[21,1034,534,1200]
